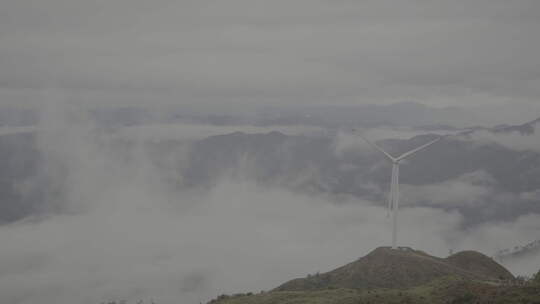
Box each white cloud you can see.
[0,179,465,303]
[458,214,540,277]
[401,171,496,207]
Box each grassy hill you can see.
[208,247,532,304]
[209,276,540,304]
[276,247,513,291]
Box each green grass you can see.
[208,276,540,304]
[208,288,429,304]
[208,248,539,304]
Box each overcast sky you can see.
[1,0,540,116]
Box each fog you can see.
[468,124,540,152]
[0,104,537,303]
[2,0,540,125]
[400,171,495,207]
[0,126,36,136]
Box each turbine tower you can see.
[359,133,443,250]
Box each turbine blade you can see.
[395,137,443,161]
[357,134,396,162]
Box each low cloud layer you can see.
[0,105,538,303]
[1,175,538,303]
[401,171,495,207]
[0,180,459,304]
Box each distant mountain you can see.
[495,239,540,262]
[2,119,540,224]
[257,102,479,128]
[2,104,534,131]
[275,247,513,291]
[183,130,540,222]
[491,117,540,135]
[148,102,478,129]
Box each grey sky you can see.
[1,0,540,114]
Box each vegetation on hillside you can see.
[275,247,513,291]
[208,275,540,304]
[207,248,539,304]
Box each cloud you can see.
[0,126,36,136]
[0,177,467,304]
[458,214,540,277]
[401,171,496,207]
[333,131,373,158]
[466,124,540,152]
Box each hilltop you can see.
[208,247,529,304]
[276,247,513,291]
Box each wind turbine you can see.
[357,132,444,250]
